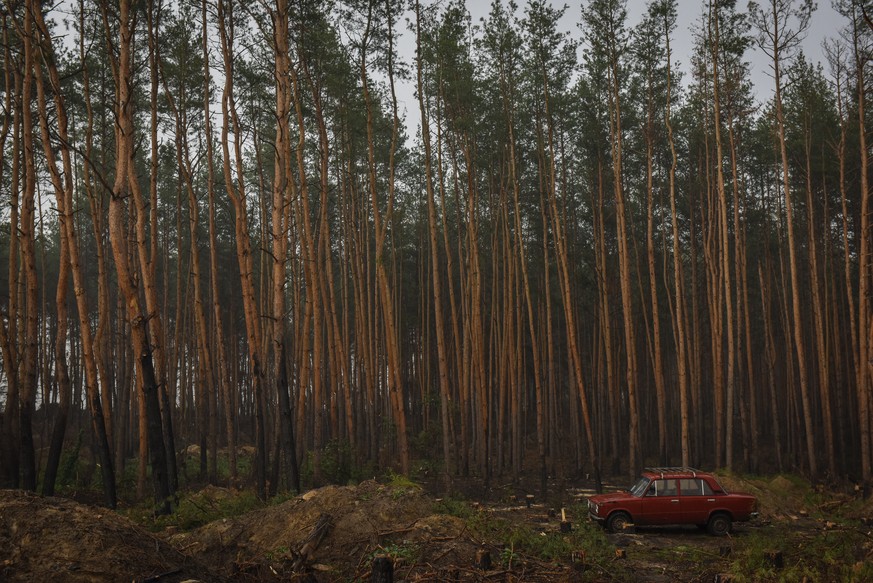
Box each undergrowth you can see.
[435,498,631,579]
[727,524,873,582]
[124,487,296,531]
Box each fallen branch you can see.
[291,513,333,572]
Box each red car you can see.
[587,467,758,536]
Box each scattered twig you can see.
[138,568,182,583]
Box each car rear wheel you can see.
[707,513,732,536]
[607,511,632,533]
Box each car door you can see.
[680,478,717,524]
[640,479,680,525]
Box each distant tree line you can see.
[0,0,871,512]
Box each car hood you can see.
[588,492,635,504]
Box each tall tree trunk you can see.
[217,0,267,498]
[32,0,117,507]
[852,5,872,483]
[359,0,409,474]
[664,9,690,466]
[0,12,21,489]
[18,1,39,492]
[541,70,601,489]
[102,0,171,513]
[272,0,299,492]
[203,0,230,484]
[144,0,178,494]
[43,208,70,497]
[415,1,452,490]
[773,36,817,478]
[644,78,668,465]
[804,135,835,476]
[607,40,640,478]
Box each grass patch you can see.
[439,500,630,579]
[432,496,474,519]
[728,523,873,582]
[384,470,422,499]
[368,541,421,565]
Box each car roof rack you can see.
[644,467,702,479]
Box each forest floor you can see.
[2,467,873,582]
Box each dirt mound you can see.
[172,479,480,580]
[714,474,804,521]
[0,489,217,582]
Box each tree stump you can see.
[475,547,492,571]
[615,548,627,559]
[525,494,535,508]
[371,555,393,583]
[571,549,586,571]
[765,550,783,570]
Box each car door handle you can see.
[671,499,679,503]
[707,499,715,502]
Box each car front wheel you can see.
[707,513,732,536]
[607,511,632,533]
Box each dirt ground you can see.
[2,473,872,582]
[0,489,219,582]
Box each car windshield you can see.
[629,477,650,497]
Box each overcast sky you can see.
[394,0,847,126]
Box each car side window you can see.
[700,480,714,495]
[680,478,702,495]
[651,479,678,496]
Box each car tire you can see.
[607,511,632,533]
[707,513,732,536]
